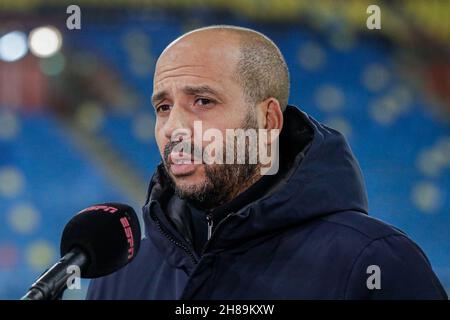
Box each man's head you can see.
[152,25,289,208]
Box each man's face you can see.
[152,32,259,207]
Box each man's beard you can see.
[162,110,260,209]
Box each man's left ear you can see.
[258,97,284,132]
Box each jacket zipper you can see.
[206,213,213,241]
[150,211,198,265]
[201,211,234,255]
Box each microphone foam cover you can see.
[60,203,141,278]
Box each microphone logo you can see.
[120,217,135,260]
[78,205,118,214]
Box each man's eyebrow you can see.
[151,90,168,106]
[182,85,221,98]
[151,85,222,106]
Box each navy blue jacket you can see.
[87,106,447,299]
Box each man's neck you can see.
[225,172,262,207]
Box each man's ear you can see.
[256,98,283,176]
[259,97,283,132]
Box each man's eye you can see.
[156,104,171,113]
[194,98,214,107]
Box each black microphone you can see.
[21,203,141,300]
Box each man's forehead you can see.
[153,58,237,97]
[151,68,236,107]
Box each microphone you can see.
[21,203,141,300]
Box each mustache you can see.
[163,140,204,165]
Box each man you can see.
[87,26,447,299]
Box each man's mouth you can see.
[168,151,198,176]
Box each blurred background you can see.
[0,0,449,299]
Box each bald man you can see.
[87,26,447,300]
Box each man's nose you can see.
[163,105,192,142]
